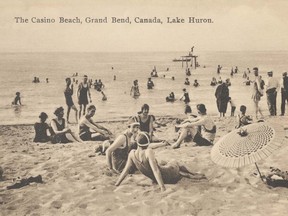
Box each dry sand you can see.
[0,116,288,216]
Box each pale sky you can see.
[0,0,288,52]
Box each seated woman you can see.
[115,132,206,192]
[50,107,81,144]
[210,77,217,86]
[166,92,175,102]
[33,112,50,143]
[235,105,253,128]
[105,122,140,173]
[79,105,112,141]
[171,104,216,148]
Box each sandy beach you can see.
[1,116,288,216]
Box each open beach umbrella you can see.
[211,122,286,180]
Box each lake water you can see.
[1,51,288,125]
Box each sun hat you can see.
[136,132,150,147]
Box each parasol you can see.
[211,122,286,180]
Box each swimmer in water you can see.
[12,92,21,105]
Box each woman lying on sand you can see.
[171,104,216,148]
[105,122,140,174]
[79,105,112,141]
[50,107,82,144]
[115,132,206,192]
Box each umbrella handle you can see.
[255,163,264,182]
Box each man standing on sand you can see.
[280,72,288,116]
[266,71,280,116]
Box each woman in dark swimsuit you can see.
[77,75,92,118]
[180,88,190,104]
[115,132,206,192]
[64,78,78,123]
[50,107,82,144]
[105,122,140,173]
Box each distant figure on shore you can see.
[147,77,154,89]
[50,107,81,144]
[130,80,140,98]
[266,71,280,116]
[184,78,190,85]
[115,132,206,192]
[166,92,175,102]
[235,105,253,129]
[105,122,140,173]
[180,88,190,104]
[33,112,50,143]
[215,82,230,117]
[171,104,216,148]
[12,92,21,105]
[280,72,288,116]
[251,68,264,119]
[247,68,251,74]
[64,78,78,123]
[228,97,236,117]
[193,79,199,87]
[167,67,169,71]
[217,65,222,74]
[114,75,116,81]
[210,77,217,86]
[172,76,175,81]
[78,105,112,141]
[46,78,49,83]
[77,75,92,118]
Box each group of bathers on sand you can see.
[33,102,217,191]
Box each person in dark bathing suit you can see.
[77,75,92,118]
[64,78,78,123]
[105,122,140,174]
[180,88,190,104]
[12,92,21,105]
[50,107,82,144]
[115,132,206,192]
[33,112,50,143]
[78,105,112,141]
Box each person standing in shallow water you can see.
[215,82,229,117]
[77,75,92,118]
[280,72,288,116]
[180,88,190,104]
[64,78,78,123]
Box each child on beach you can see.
[50,107,82,144]
[147,78,154,89]
[235,105,253,128]
[166,92,175,102]
[78,105,112,141]
[33,112,50,143]
[228,97,236,117]
[193,79,199,87]
[12,92,21,105]
[184,78,190,85]
[171,104,216,148]
[115,132,206,192]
